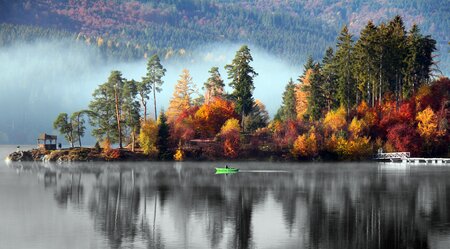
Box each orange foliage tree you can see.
[167,69,197,122]
[194,97,238,138]
[219,118,240,158]
[291,127,319,158]
[295,69,312,120]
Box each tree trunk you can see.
[153,83,157,120]
[77,113,82,147]
[142,98,147,122]
[131,127,136,152]
[114,87,122,148]
[241,111,245,133]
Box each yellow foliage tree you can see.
[345,136,372,160]
[416,106,439,141]
[291,127,318,158]
[349,117,366,138]
[97,36,104,47]
[220,118,240,134]
[295,69,312,120]
[323,106,347,132]
[174,145,184,161]
[139,119,158,157]
[167,69,196,122]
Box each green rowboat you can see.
[215,167,239,174]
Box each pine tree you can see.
[140,54,166,121]
[334,25,355,114]
[167,69,196,121]
[403,24,436,92]
[204,66,225,103]
[157,111,170,160]
[321,47,339,111]
[243,100,269,132]
[307,63,326,120]
[225,45,258,131]
[387,15,408,105]
[277,78,297,121]
[89,70,125,147]
[353,21,378,106]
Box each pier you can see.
[375,152,450,165]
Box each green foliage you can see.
[204,66,225,103]
[53,113,76,147]
[141,54,166,120]
[243,100,269,133]
[334,25,356,114]
[157,111,171,160]
[70,111,87,147]
[89,71,142,148]
[225,45,258,130]
[277,78,297,121]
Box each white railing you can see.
[375,152,410,160]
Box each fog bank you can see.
[0,40,300,144]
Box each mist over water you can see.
[0,40,300,144]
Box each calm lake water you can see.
[1,146,450,249]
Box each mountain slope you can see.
[0,0,448,69]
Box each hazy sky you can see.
[0,40,300,144]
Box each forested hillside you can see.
[1,0,448,68]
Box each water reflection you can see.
[5,161,450,249]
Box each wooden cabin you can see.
[37,133,57,150]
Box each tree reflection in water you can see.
[37,162,450,249]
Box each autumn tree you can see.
[139,119,158,157]
[295,67,312,120]
[167,69,197,122]
[386,123,421,155]
[219,118,241,158]
[194,98,238,138]
[140,54,166,120]
[291,127,319,159]
[225,45,258,131]
[323,106,347,134]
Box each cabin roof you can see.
[38,133,57,140]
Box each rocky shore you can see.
[7,148,149,162]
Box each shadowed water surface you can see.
[1,146,450,249]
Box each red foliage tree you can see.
[386,123,421,156]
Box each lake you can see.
[1,145,450,249]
